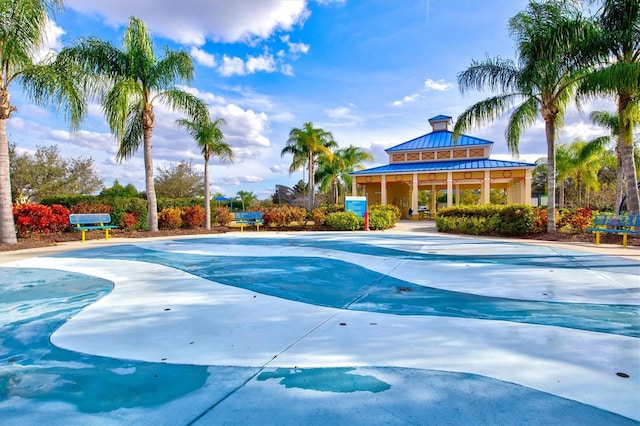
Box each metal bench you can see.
[234,211,263,232]
[69,213,118,242]
[586,214,640,248]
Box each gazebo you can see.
[349,115,536,219]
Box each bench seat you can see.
[587,214,640,248]
[69,213,117,242]
[234,212,263,232]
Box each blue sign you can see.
[345,196,367,217]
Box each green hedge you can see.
[325,211,363,231]
[435,204,534,236]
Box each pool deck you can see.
[1,222,639,425]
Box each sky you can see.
[8,0,613,200]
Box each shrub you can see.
[182,205,206,228]
[370,204,401,223]
[120,212,139,231]
[158,207,183,229]
[325,211,363,231]
[311,207,327,228]
[213,206,233,226]
[435,204,534,236]
[70,202,112,214]
[368,204,400,230]
[13,203,70,236]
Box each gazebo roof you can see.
[350,158,535,175]
[385,130,493,152]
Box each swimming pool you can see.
[1,232,638,424]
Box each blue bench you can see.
[234,211,263,232]
[586,214,640,248]
[69,213,118,242]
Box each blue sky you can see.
[8,0,611,200]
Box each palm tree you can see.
[0,0,88,244]
[556,140,608,207]
[176,116,232,229]
[281,122,337,210]
[589,111,624,210]
[316,145,373,204]
[454,1,594,233]
[56,17,208,232]
[578,0,640,214]
[236,190,256,211]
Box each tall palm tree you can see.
[236,190,256,211]
[316,145,373,204]
[589,111,624,210]
[578,0,640,214]
[0,0,87,244]
[454,1,594,233]
[56,17,208,232]
[557,140,607,207]
[176,116,232,229]
[281,122,337,210]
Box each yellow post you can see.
[595,232,600,245]
[623,234,628,248]
[81,230,86,242]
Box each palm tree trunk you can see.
[544,117,557,233]
[0,117,17,244]
[204,157,211,230]
[619,97,639,214]
[308,151,314,210]
[615,151,624,213]
[143,130,158,232]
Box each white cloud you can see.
[66,0,308,45]
[190,47,216,67]
[391,94,420,107]
[219,55,247,76]
[280,35,310,57]
[32,18,65,62]
[424,78,452,91]
[280,64,295,76]
[246,54,277,74]
[325,105,363,126]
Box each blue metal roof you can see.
[385,131,493,152]
[428,114,452,122]
[350,159,535,175]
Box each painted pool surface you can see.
[1,232,638,425]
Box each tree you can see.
[578,0,640,214]
[56,17,208,232]
[281,122,337,210]
[556,140,608,207]
[154,161,203,199]
[454,1,594,233]
[236,190,257,211]
[176,115,232,229]
[100,179,139,198]
[9,144,102,203]
[0,0,87,243]
[315,145,373,204]
[589,111,624,209]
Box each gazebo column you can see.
[483,170,491,204]
[524,171,532,205]
[351,178,357,196]
[430,184,437,217]
[447,172,453,207]
[455,183,460,206]
[411,174,418,217]
[381,175,387,205]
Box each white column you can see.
[524,171,532,205]
[447,172,453,207]
[351,178,357,196]
[381,175,387,205]
[411,173,419,213]
[483,170,491,204]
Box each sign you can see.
[345,196,367,217]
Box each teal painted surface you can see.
[258,368,391,393]
[61,240,640,337]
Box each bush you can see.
[120,212,139,231]
[158,207,183,229]
[368,204,400,230]
[213,206,233,226]
[182,205,206,228]
[325,211,363,231]
[70,202,112,214]
[435,204,534,236]
[13,203,70,236]
[311,207,327,228]
[262,205,308,227]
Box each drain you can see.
[616,372,630,378]
[397,287,412,292]
[164,308,171,311]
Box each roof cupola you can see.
[428,115,452,132]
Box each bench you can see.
[234,211,263,232]
[586,214,640,248]
[69,213,118,242]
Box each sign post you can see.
[345,196,368,230]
